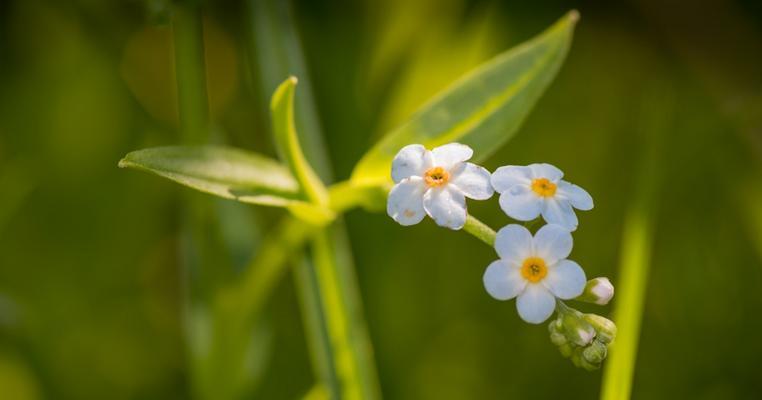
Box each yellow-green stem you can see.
[173,3,209,143]
[245,1,382,397]
[463,214,497,246]
[600,82,667,399]
[600,206,654,400]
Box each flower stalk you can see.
[463,214,496,246]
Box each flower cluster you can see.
[548,306,617,370]
[387,142,616,369]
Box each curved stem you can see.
[555,299,572,315]
[463,214,497,246]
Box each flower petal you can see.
[543,260,586,299]
[391,144,433,183]
[450,162,494,200]
[541,198,578,231]
[557,181,593,210]
[431,143,473,169]
[533,224,573,264]
[423,186,467,230]
[498,185,542,221]
[483,260,526,300]
[528,163,563,182]
[494,224,533,264]
[516,284,556,324]
[386,177,426,226]
[491,166,532,193]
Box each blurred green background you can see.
[1,0,762,399]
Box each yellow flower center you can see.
[424,166,450,187]
[521,257,548,283]
[531,178,557,197]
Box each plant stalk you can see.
[600,83,668,400]
[463,214,497,246]
[173,3,209,143]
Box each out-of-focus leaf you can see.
[119,146,298,205]
[270,77,329,205]
[351,11,579,185]
[119,146,334,225]
[363,0,500,138]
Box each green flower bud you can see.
[548,303,617,370]
[582,340,607,365]
[558,342,574,358]
[571,347,599,371]
[561,312,596,347]
[548,318,563,334]
[550,331,567,346]
[582,314,617,344]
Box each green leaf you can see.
[351,10,579,185]
[270,77,329,205]
[118,146,335,225]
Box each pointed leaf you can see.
[119,146,333,225]
[270,77,329,205]
[351,11,579,185]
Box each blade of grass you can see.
[600,83,670,400]
[600,200,654,400]
[173,3,209,144]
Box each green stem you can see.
[228,190,501,324]
[555,299,573,315]
[244,1,381,397]
[293,257,340,397]
[173,3,209,143]
[229,216,317,318]
[463,214,496,246]
[599,205,655,400]
[310,230,379,399]
[600,83,666,400]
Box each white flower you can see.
[483,224,587,324]
[387,143,493,230]
[491,163,593,231]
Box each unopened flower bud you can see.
[561,312,596,347]
[550,331,567,346]
[576,277,614,305]
[571,348,598,371]
[582,314,617,344]
[582,340,607,365]
[548,318,563,334]
[548,303,617,370]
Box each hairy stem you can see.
[463,214,497,246]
